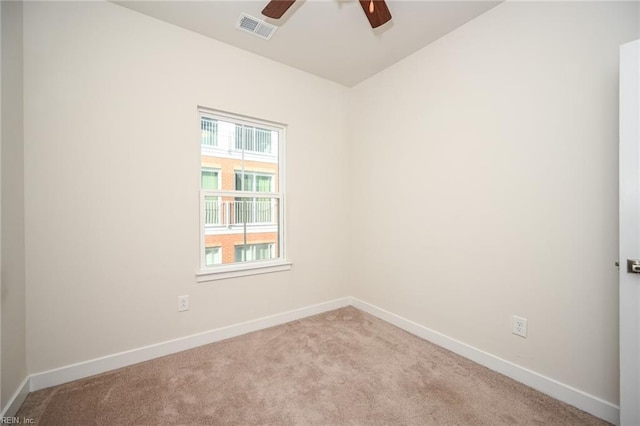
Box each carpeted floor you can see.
[17,306,607,425]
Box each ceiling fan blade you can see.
[262,0,297,19]
[358,0,392,29]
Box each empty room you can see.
[2,0,639,424]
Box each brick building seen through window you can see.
[199,111,283,269]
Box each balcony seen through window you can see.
[199,110,284,274]
[201,117,218,147]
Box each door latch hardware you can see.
[627,259,640,274]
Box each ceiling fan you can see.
[261,0,392,29]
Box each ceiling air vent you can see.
[236,13,278,40]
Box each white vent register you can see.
[236,13,278,40]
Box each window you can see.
[198,109,290,281]
[205,247,222,266]
[201,168,221,225]
[201,168,219,190]
[234,243,274,262]
[201,117,218,147]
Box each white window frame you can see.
[197,108,291,282]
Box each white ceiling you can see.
[114,0,501,87]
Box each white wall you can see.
[1,0,27,410]
[349,1,638,405]
[23,1,350,374]
[18,0,639,415]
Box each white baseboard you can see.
[349,297,620,426]
[29,297,351,392]
[15,295,619,425]
[1,375,30,418]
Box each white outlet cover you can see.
[178,295,189,312]
[512,315,527,337]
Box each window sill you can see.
[196,260,293,282]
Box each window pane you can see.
[256,175,271,192]
[201,170,218,190]
[234,246,247,262]
[205,247,221,266]
[234,243,274,263]
[234,172,254,192]
[234,126,243,150]
[200,111,281,269]
[228,197,278,226]
[256,129,272,154]
[201,118,218,147]
[203,197,279,264]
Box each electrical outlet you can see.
[178,295,189,312]
[512,315,527,337]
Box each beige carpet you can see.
[17,307,607,425]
